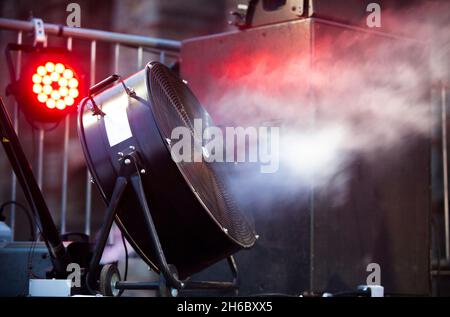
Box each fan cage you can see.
[146,62,256,247]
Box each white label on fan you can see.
[103,94,133,147]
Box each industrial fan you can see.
[77,61,256,295]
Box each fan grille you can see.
[147,62,255,247]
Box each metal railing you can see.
[0,18,181,240]
[440,82,450,261]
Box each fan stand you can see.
[1,96,238,297]
[85,151,240,297]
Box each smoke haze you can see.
[204,3,450,210]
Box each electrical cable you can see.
[122,232,128,281]
[119,232,129,296]
[18,230,43,297]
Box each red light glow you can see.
[31,61,79,110]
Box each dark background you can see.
[0,0,449,296]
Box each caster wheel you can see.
[159,264,179,297]
[99,264,121,297]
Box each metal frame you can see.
[0,18,181,52]
[0,17,181,240]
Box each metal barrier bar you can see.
[84,40,96,236]
[107,43,122,246]
[137,46,143,70]
[0,18,181,52]
[37,130,44,189]
[442,84,450,260]
[9,31,22,240]
[60,37,73,234]
[60,118,69,234]
[114,43,120,73]
[37,31,46,237]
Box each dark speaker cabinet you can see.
[180,17,430,295]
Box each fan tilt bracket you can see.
[86,150,240,296]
